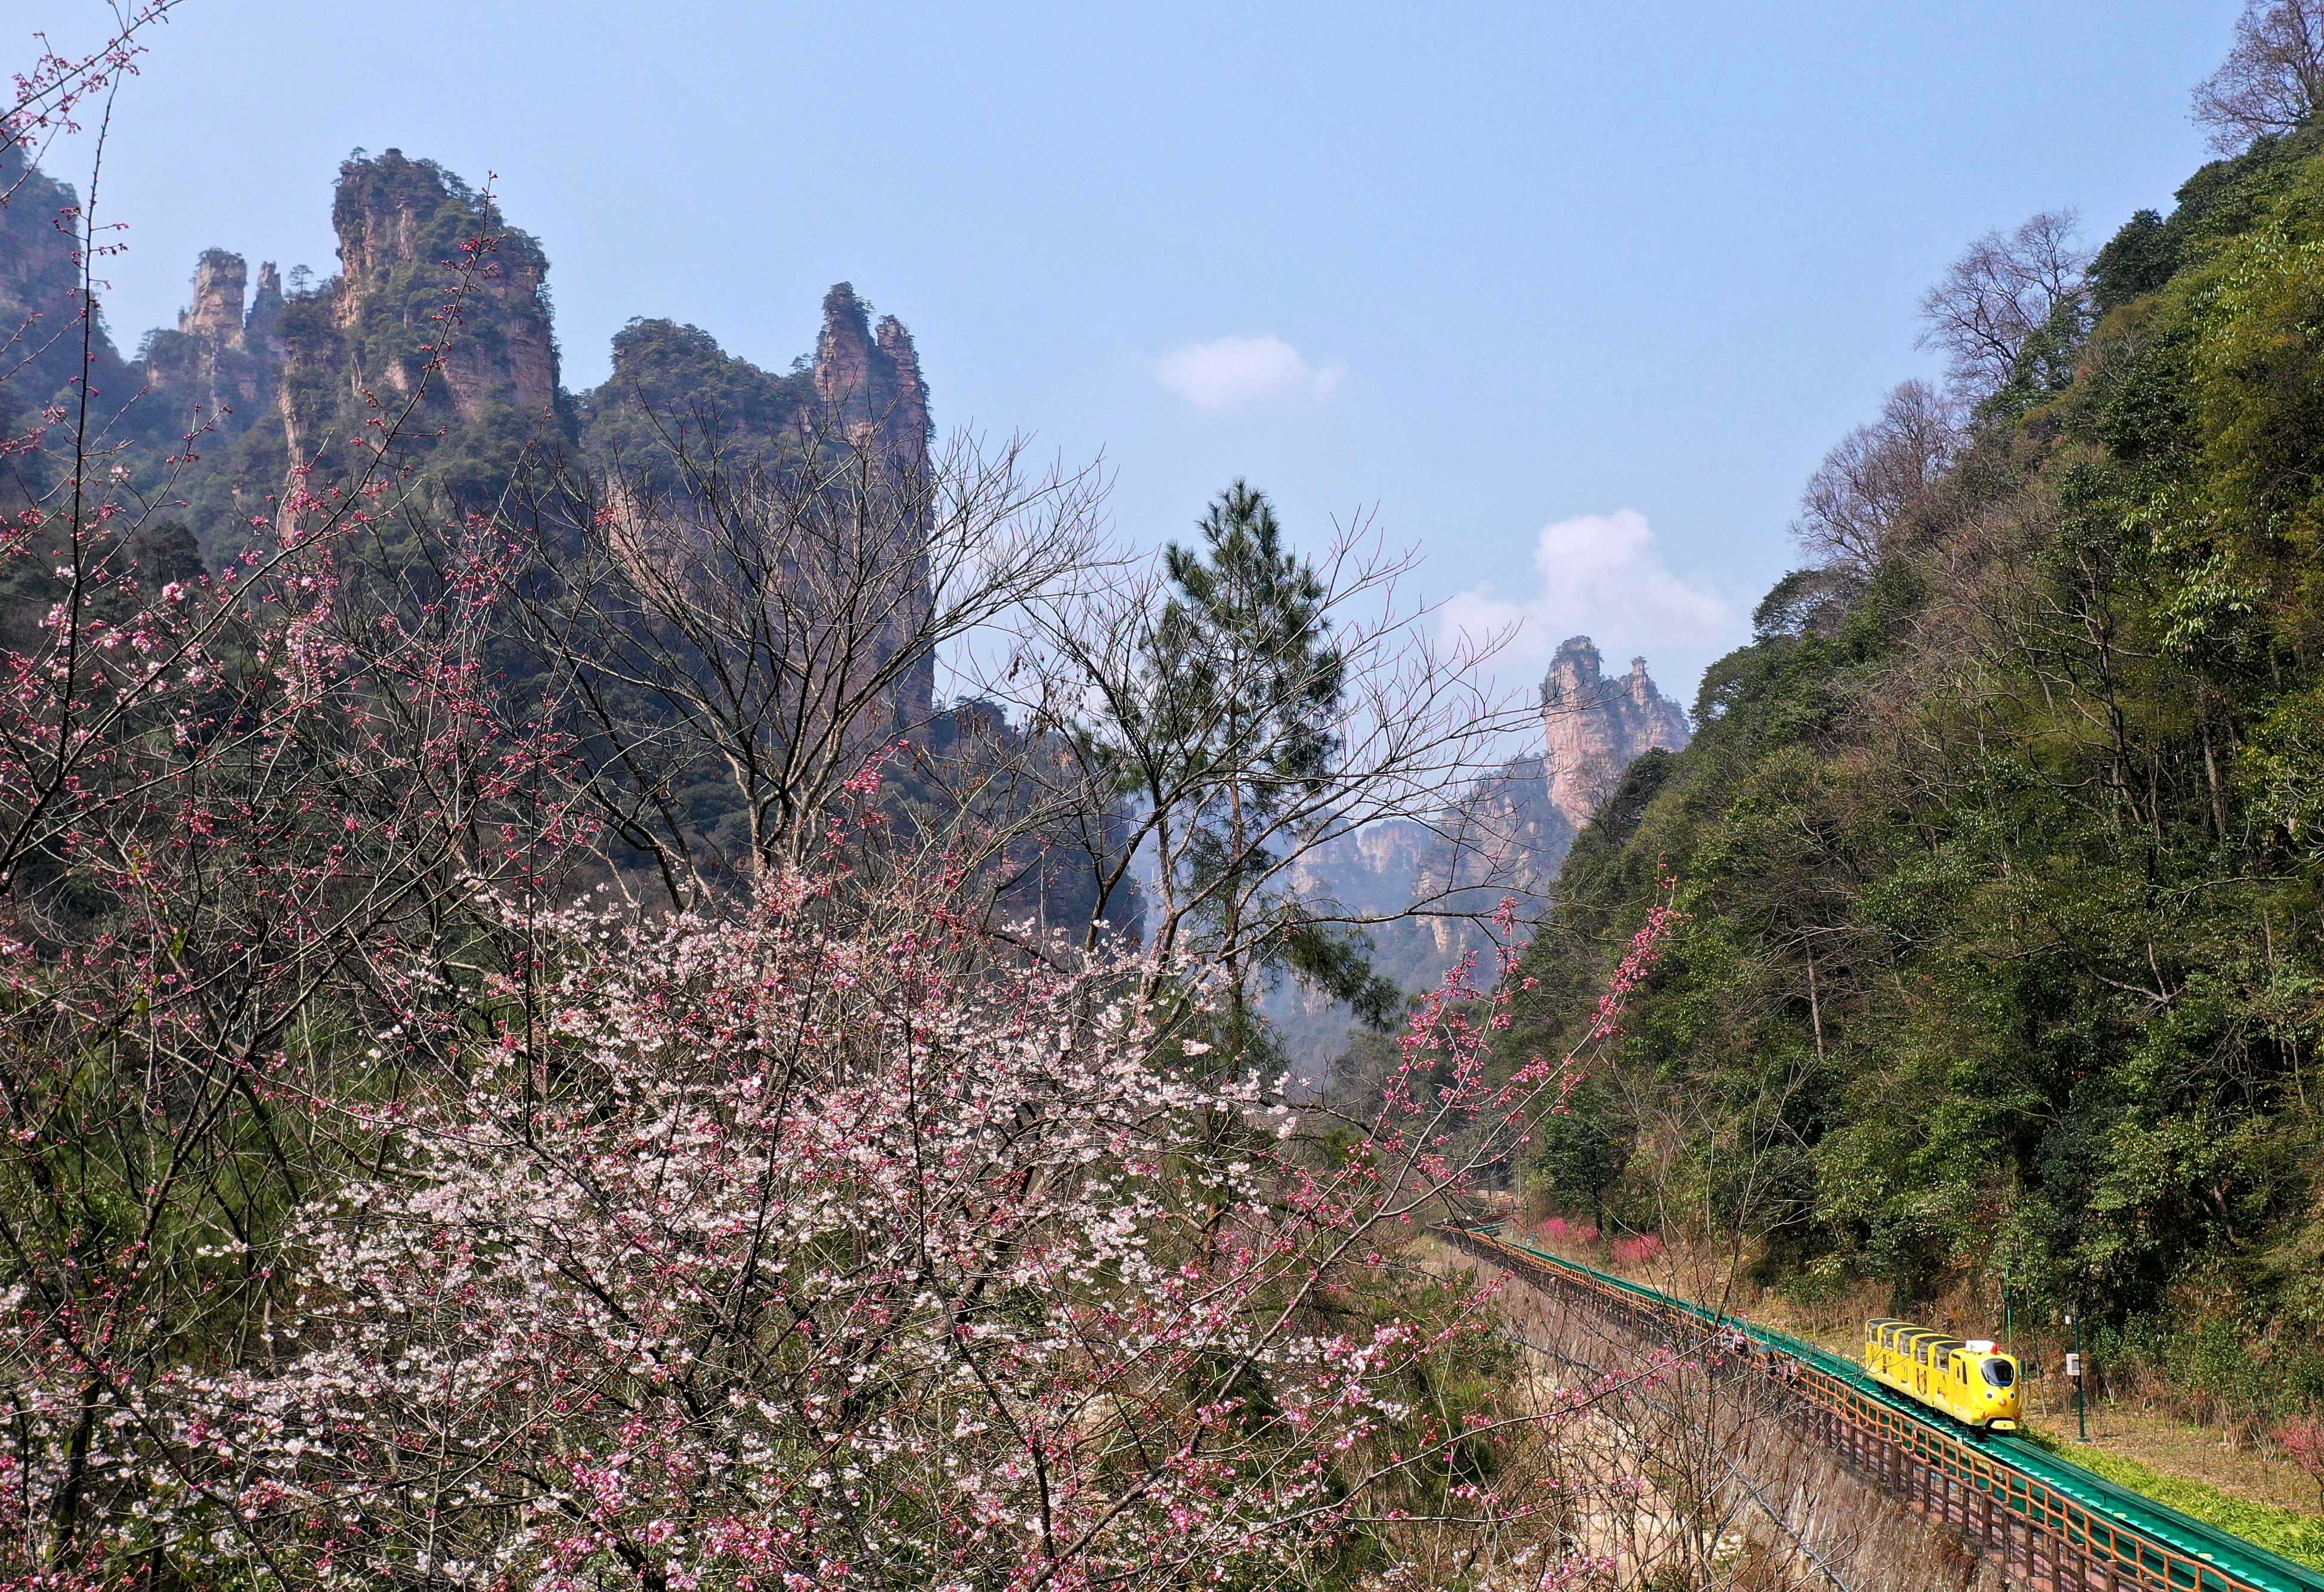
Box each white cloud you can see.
[1440,509,1740,701]
[1154,334,1344,410]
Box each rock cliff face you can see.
[333,148,556,419]
[1263,637,1691,1070]
[246,262,284,360]
[1277,819,1436,921]
[0,145,941,744]
[4,142,1118,926]
[1407,637,1689,954]
[874,314,931,453]
[0,145,137,429]
[803,285,935,726]
[813,283,933,459]
[583,287,938,730]
[1411,754,1572,958]
[1539,636,1691,831]
[178,249,245,343]
[143,249,280,432]
[268,148,558,464]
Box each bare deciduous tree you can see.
[1916,210,2088,399]
[1793,379,1962,572]
[2193,0,2324,153]
[507,420,1109,906]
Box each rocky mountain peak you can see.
[813,284,932,465]
[813,281,877,413]
[246,262,284,357]
[320,148,557,423]
[1274,642,1695,1066]
[1539,634,1689,832]
[331,148,448,286]
[144,247,277,430]
[874,314,932,462]
[5,138,942,748]
[179,249,247,346]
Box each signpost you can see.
[2065,1313,2088,1442]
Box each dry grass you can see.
[2028,1407,2324,1519]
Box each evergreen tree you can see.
[1141,482,1399,1053]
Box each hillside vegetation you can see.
[1505,110,2324,1438]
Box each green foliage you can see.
[579,317,815,478]
[2093,209,2180,312]
[1138,482,1394,1035]
[1525,1080,1626,1228]
[1502,117,2324,1416]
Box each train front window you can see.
[1980,1358,2015,1389]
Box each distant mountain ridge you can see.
[1264,635,1691,1070]
[0,145,930,588]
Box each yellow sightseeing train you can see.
[1864,1318,2023,1430]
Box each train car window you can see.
[1980,1358,2016,1389]
[1933,1339,1964,1367]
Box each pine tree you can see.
[1143,482,1398,1055]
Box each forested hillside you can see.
[1505,67,2324,1433]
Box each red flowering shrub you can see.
[2278,1414,2324,1510]
[1611,1234,1667,1268]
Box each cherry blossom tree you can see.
[2280,1414,2324,1511]
[1,21,589,1576]
[0,15,1697,1588]
[2,2,182,204]
[91,850,1666,1590]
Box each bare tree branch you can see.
[1916,211,2088,399]
[2193,0,2324,153]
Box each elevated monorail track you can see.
[1443,1224,2324,1592]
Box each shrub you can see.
[2277,1414,2324,1513]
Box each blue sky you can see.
[53,0,2233,705]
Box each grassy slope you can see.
[2018,1424,2324,1571]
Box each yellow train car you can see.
[1864,1318,2022,1430]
